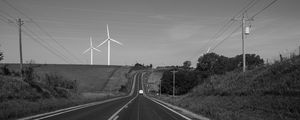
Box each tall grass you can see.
[154,55,300,120]
[0,65,80,119]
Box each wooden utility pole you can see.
[17,18,24,80]
[171,70,177,97]
[233,12,253,73]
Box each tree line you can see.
[161,52,264,95]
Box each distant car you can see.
[139,90,144,95]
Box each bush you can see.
[23,66,34,83]
[45,73,78,93]
[119,85,127,92]
[161,70,198,95]
[0,65,11,76]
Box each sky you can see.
[0,0,300,67]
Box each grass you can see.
[152,56,300,120]
[1,64,122,92]
[146,71,163,92]
[102,66,131,92]
[0,64,133,120]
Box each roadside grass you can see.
[102,66,131,92]
[146,71,163,92]
[0,64,133,120]
[1,64,121,92]
[0,95,114,120]
[153,56,300,120]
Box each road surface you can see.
[22,72,190,120]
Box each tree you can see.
[196,53,229,75]
[232,54,264,70]
[161,69,198,95]
[183,61,191,69]
[0,52,3,61]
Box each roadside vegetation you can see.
[151,52,300,120]
[0,55,133,120]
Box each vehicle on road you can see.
[139,90,144,95]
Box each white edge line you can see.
[107,95,138,120]
[108,72,140,120]
[112,115,119,120]
[145,96,192,120]
[152,97,210,120]
[18,73,138,120]
[142,72,190,120]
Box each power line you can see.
[31,22,84,63]
[211,0,279,52]
[22,29,71,64]
[250,0,278,19]
[0,8,14,19]
[207,0,259,51]
[2,0,83,64]
[188,0,260,61]
[211,24,241,51]
[0,17,72,64]
[23,25,73,63]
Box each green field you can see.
[1,64,128,92]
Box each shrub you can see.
[45,73,78,92]
[161,70,198,95]
[119,85,127,92]
[0,65,11,76]
[23,66,34,83]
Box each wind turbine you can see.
[97,24,122,66]
[206,47,211,53]
[83,37,101,65]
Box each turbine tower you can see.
[83,37,101,65]
[97,24,122,66]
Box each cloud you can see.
[167,24,202,40]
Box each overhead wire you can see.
[23,25,73,63]
[210,0,259,45]
[210,0,279,52]
[188,0,260,61]
[2,0,83,64]
[0,8,72,64]
[22,30,71,64]
[207,0,259,51]
[250,0,278,19]
[211,24,242,51]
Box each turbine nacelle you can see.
[97,24,122,66]
[83,37,101,65]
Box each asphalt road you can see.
[27,72,190,120]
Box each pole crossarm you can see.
[231,12,254,73]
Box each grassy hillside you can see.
[0,64,133,119]
[154,56,300,120]
[102,66,131,92]
[1,64,121,92]
[146,71,163,92]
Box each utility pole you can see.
[17,18,24,80]
[171,70,177,98]
[242,14,246,72]
[232,12,253,73]
[299,45,300,56]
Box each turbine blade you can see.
[83,48,91,54]
[107,24,110,39]
[92,47,101,52]
[110,38,122,45]
[206,47,211,53]
[97,39,108,47]
[90,37,93,47]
